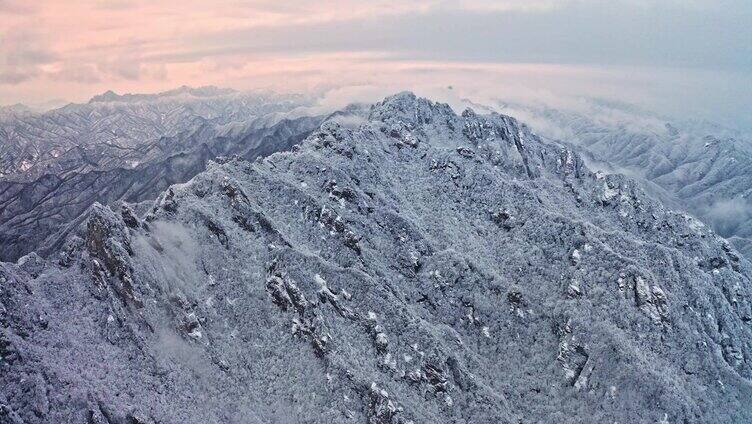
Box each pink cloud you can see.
[0,0,748,132]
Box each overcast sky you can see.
[1,0,750,127]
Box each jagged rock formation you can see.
[498,99,752,259]
[1,93,751,423]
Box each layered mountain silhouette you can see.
[0,86,314,182]
[0,88,323,261]
[1,93,750,423]
[497,99,752,260]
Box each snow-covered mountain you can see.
[0,87,323,261]
[0,86,314,182]
[0,105,35,123]
[1,93,750,423]
[497,99,752,259]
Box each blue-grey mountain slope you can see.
[498,99,752,259]
[0,86,312,182]
[1,93,751,423]
[0,87,322,261]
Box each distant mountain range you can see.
[495,98,752,259]
[0,86,315,182]
[0,87,324,261]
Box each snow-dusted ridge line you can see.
[1,92,751,423]
[0,87,314,183]
[496,98,752,260]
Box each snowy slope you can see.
[0,115,322,262]
[0,87,323,262]
[0,86,313,182]
[498,99,752,259]
[1,93,750,423]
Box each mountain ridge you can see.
[0,113,323,262]
[0,87,313,182]
[496,99,752,259]
[1,92,750,423]
[88,86,240,104]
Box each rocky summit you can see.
[1,93,751,423]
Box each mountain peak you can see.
[89,90,120,103]
[369,91,455,127]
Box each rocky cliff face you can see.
[1,93,751,423]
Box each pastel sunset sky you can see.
[1,0,750,127]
